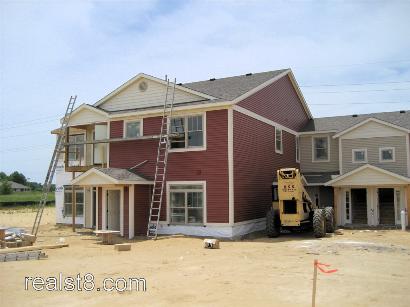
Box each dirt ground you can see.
[1,207,410,307]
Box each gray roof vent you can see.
[400,110,406,113]
[209,78,216,81]
[352,114,358,118]
[246,73,252,76]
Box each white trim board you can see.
[233,105,298,135]
[228,108,234,225]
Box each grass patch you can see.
[0,191,55,203]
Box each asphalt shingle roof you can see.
[302,172,340,185]
[95,168,149,182]
[182,69,288,101]
[301,110,410,132]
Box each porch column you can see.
[129,185,135,239]
[333,187,340,226]
[97,187,102,230]
[407,185,410,225]
[123,186,129,238]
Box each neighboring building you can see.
[54,69,312,237]
[8,181,31,192]
[299,111,410,227]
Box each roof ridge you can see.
[313,109,410,120]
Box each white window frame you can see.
[275,127,283,154]
[352,148,367,163]
[63,186,85,217]
[379,147,395,163]
[344,189,351,224]
[295,136,300,162]
[312,135,330,162]
[166,181,207,225]
[123,119,143,138]
[168,113,207,152]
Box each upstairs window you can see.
[275,127,283,154]
[379,147,395,162]
[68,134,85,166]
[313,136,329,162]
[125,120,142,138]
[170,115,204,149]
[352,149,367,163]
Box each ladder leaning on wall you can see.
[31,96,77,237]
[146,78,176,239]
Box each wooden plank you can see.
[63,135,160,146]
[0,243,68,254]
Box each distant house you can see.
[8,181,31,192]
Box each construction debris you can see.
[204,239,220,249]
[0,250,47,262]
[114,243,131,251]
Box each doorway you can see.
[351,188,367,224]
[378,188,395,225]
[106,190,120,230]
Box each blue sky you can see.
[1,0,410,182]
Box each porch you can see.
[326,165,410,227]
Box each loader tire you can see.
[324,207,335,233]
[266,209,280,238]
[313,209,326,238]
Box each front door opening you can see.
[106,190,120,230]
[351,188,367,224]
[378,188,395,225]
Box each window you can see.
[275,127,283,154]
[68,134,85,166]
[63,186,84,217]
[125,120,142,138]
[170,115,204,149]
[295,136,300,162]
[313,136,329,161]
[379,147,395,162]
[352,149,367,163]
[169,184,204,224]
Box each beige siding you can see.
[331,167,409,186]
[99,78,204,112]
[341,120,407,139]
[300,133,339,172]
[342,136,408,176]
[68,108,107,126]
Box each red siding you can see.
[237,75,310,131]
[123,186,129,237]
[110,120,123,138]
[134,185,151,235]
[97,187,102,230]
[233,111,299,222]
[110,110,229,223]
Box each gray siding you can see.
[341,136,408,176]
[300,133,339,173]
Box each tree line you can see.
[0,171,54,195]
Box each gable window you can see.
[169,184,204,224]
[379,147,395,162]
[63,186,84,217]
[313,136,329,162]
[275,127,283,154]
[295,136,300,162]
[124,120,142,138]
[352,149,367,163]
[170,114,204,150]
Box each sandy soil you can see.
[1,207,410,307]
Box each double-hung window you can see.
[379,147,395,162]
[63,186,84,217]
[352,149,367,163]
[125,120,142,138]
[313,136,329,162]
[170,115,204,149]
[169,184,204,224]
[275,127,283,154]
[68,134,85,166]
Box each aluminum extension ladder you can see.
[31,96,77,236]
[146,78,176,239]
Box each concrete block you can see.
[114,243,131,251]
[204,239,220,249]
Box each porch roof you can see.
[71,167,153,186]
[325,164,410,187]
